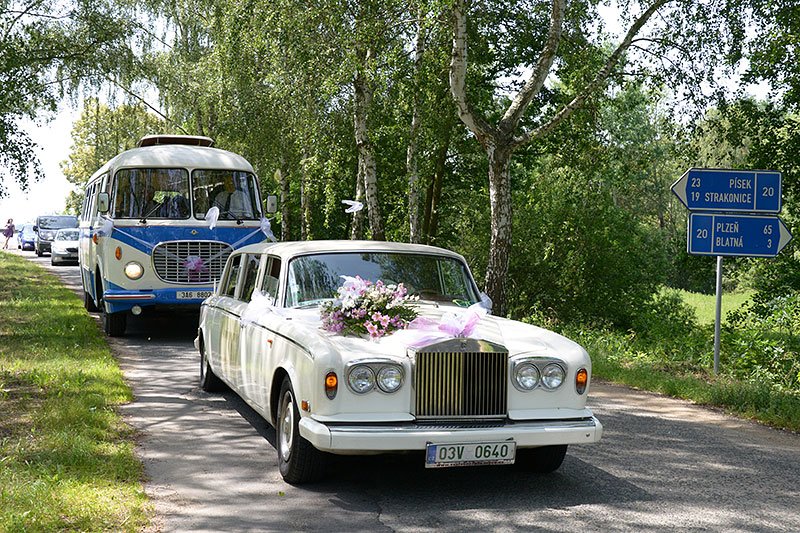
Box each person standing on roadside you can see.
[2,218,14,249]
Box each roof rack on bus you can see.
[136,135,215,148]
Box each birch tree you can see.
[450,0,689,314]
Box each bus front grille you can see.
[414,349,508,420]
[152,241,232,284]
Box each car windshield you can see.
[55,229,79,241]
[38,216,77,229]
[286,252,480,308]
[192,169,260,221]
[111,168,190,219]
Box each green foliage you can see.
[0,1,138,197]
[61,98,167,213]
[0,252,149,531]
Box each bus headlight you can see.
[124,261,144,280]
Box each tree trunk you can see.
[278,160,290,241]
[350,167,365,240]
[407,7,425,243]
[484,143,513,316]
[354,51,384,241]
[300,150,311,240]
[424,118,452,245]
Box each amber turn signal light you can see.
[576,368,588,395]
[92,233,99,244]
[115,246,122,260]
[325,372,338,399]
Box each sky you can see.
[0,102,83,225]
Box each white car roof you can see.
[235,240,469,263]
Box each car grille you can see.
[414,340,508,420]
[152,241,232,284]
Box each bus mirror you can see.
[265,195,278,214]
[97,192,110,213]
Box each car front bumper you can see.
[51,249,78,261]
[299,416,603,454]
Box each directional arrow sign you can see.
[672,168,782,213]
[688,213,793,257]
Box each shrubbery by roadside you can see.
[532,289,800,432]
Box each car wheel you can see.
[277,377,325,484]
[514,445,568,473]
[36,246,43,257]
[199,338,225,392]
[51,257,59,266]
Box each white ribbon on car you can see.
[205,206,220,229]
[389,302,488,348]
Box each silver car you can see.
[50,228,80,265]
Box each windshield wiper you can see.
[139,202,164,224]
[218,209,244,225]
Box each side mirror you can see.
[33,226,38,232]
[97,192,110,214]
[264,195,278,214]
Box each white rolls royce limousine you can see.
[196,240,603,484]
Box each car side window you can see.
[222,255,242,297]
[260,256,281,303]
[239,254,261,302]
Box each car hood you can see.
[264,303,585,364]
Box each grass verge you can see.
[669,288,754,325]
[0,252,149,531]
[564,325,800,432]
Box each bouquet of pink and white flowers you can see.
[320,276,418,340]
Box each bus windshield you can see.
[112,168,190,219]
[193,170,260,220]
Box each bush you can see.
[507,165,669,328]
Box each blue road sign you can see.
[672,168,782,213]
[688,213,793,257]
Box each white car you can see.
[50,228,80,265]
[197,240,602,484]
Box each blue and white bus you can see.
[79,135,275,336]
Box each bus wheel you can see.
[103,309,127,337]
[84,291,98,312]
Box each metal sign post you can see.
[713,256,723,374]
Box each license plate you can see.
[425,441,516,468]
[176,290,213,300]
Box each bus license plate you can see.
[176,290,213,300]
[425,441,516,468]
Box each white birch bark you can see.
[406,7,425,244]
[450,0,668,314]
[353,51,384,241]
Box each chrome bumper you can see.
[299,416,603,453]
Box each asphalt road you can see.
[13,248,800,532]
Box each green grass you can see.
[0,251,150,531]
[563,320,800,432]
[669,288,754,325]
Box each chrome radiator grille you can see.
[414,343,508,420]
[152,241,232,284]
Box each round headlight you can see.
[376,365,403,393]
[542,363,566,390]
[514,363,540,391]
[124,261,144,280]
[347,365,375,394]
